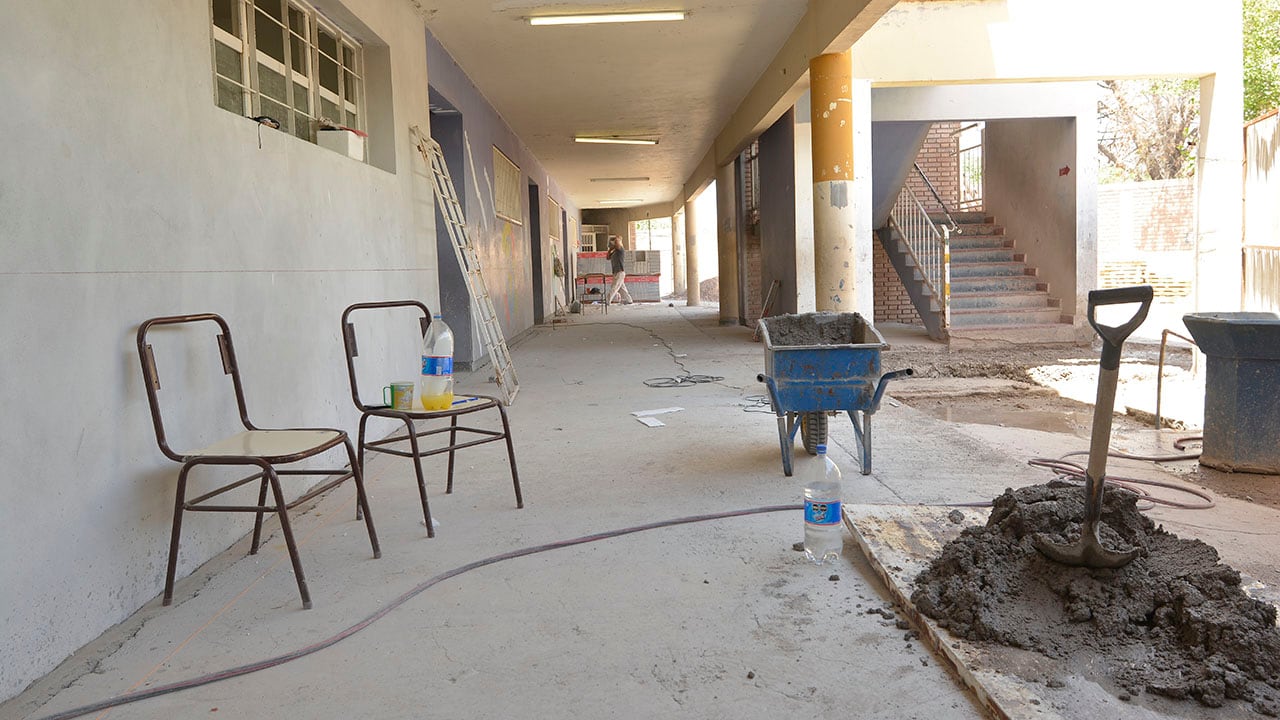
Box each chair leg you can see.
[266,468,312,610]
[497,402,524,509]
[163,465,193,606]
[249,475,269,555]
[446,415,459,494]
[404,417,436,537]
[356,413,371,522]
[344,437,381,559]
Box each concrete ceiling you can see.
[422,1,812,210]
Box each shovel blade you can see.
[1032,530,1139,569]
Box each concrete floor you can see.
[10,304,1279,719]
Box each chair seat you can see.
[364,394,498,417]
[187,430,343,460]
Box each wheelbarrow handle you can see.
[871,368,914,412]
[1087,285,1153,371]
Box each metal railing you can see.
[956,134,984,210]
[1243,245,1280,313]
[888,180,951,329]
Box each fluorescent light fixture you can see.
[590,177,650,182]
[575,136,658,146]
[599,199,644,205]
[529,11,685,26]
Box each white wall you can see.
[0,0,437,700]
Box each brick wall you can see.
[905,122,961,213]
[874,122,958,324]
[1097,179,1195,258]
[744,229,763,323]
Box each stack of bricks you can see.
[745,230,763,324]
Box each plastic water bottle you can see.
[803,444,843,565]
[419,314,454,411]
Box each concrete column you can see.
[716,161,740,325]
[810,50,858,313]
[1196,72,1245,313]
[672,209,687,295]
[685,197,701,306]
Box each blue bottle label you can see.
[421,356,453,375]
[804,499,841,526]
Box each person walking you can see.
[605,236,634,305]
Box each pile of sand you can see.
[913,483,1280,714]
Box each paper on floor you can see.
[635,416,665,428]
[630,407,684,417]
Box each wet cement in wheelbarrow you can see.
[762,312,871,346]
[912,483,1280,715]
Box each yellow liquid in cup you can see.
[420,392,454,411]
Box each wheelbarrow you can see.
[756,312,913,476]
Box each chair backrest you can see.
[340,300,433,411]
[136,313,253,461]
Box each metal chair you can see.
[340,301,523,537]
[580,273,609,314]
[137,313,380,610]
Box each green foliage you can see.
[1245,0,1280,120]
[1097,79,1199,182]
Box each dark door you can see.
[528,181,544,325]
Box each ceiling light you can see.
[590,177,650,182]
[598,199,644,205]
[528,11,685,26]
[574,136,658,146]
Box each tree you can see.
[1097,79,1199,182]
[1245,0,1280,120]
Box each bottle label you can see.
[421,355,453,376]
[804,499,841,526]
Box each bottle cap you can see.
[815,444,826,454]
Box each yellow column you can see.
[685,197,701,306]
[716,162,740,325]
[810,50,856,313]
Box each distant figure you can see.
[605,236,634,305]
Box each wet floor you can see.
[914,400,1094,437]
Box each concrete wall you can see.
[984,118,1085,325]
[426,33,579,364]
[758,110,800,316]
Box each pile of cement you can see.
[912,483,1280,714]
[762,312,870,346]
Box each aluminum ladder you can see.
[411,126,519,405]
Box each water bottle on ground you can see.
[803,444,843,565]
[419,314,454,411]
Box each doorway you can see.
[528,181,544,325]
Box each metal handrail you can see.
[887,182,951,330]
[912,163,960,234]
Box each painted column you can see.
[672,209,687,295]
[716,161,740,325]
[1196,71,1245,313]
[685,197,701,306]
[809,50,858,313]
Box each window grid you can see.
[548,198,562,241]
[210,0,364,147]
[493,146,523,225]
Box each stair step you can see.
[948,322,1080,346]
[950,275,1045,293]
[929,211,989,224]
[949,291,1056,310]
[949,235,1012,251]
[950,247,1018,263]
[949,262,1034,278]
[953,223,1004,235]
[949,306,1064,326]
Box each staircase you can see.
[878,210,1078,343]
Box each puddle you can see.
[917,401,1092,437]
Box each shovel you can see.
[1034,285,1153,569]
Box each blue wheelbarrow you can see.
[756,312,913,476]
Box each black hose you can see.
[33,505,801,720]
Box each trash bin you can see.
[1182,312,1280,474]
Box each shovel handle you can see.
[1087,286,1153,370]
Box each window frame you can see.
[492,146,523,226]
[210,0,366,147]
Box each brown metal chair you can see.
[137,313,380,610]
[341,300,523,537]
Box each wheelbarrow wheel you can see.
[800,412,828,455]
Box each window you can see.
[547,198,562,241]
[211,0,365,145]
[493,147,522,224]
